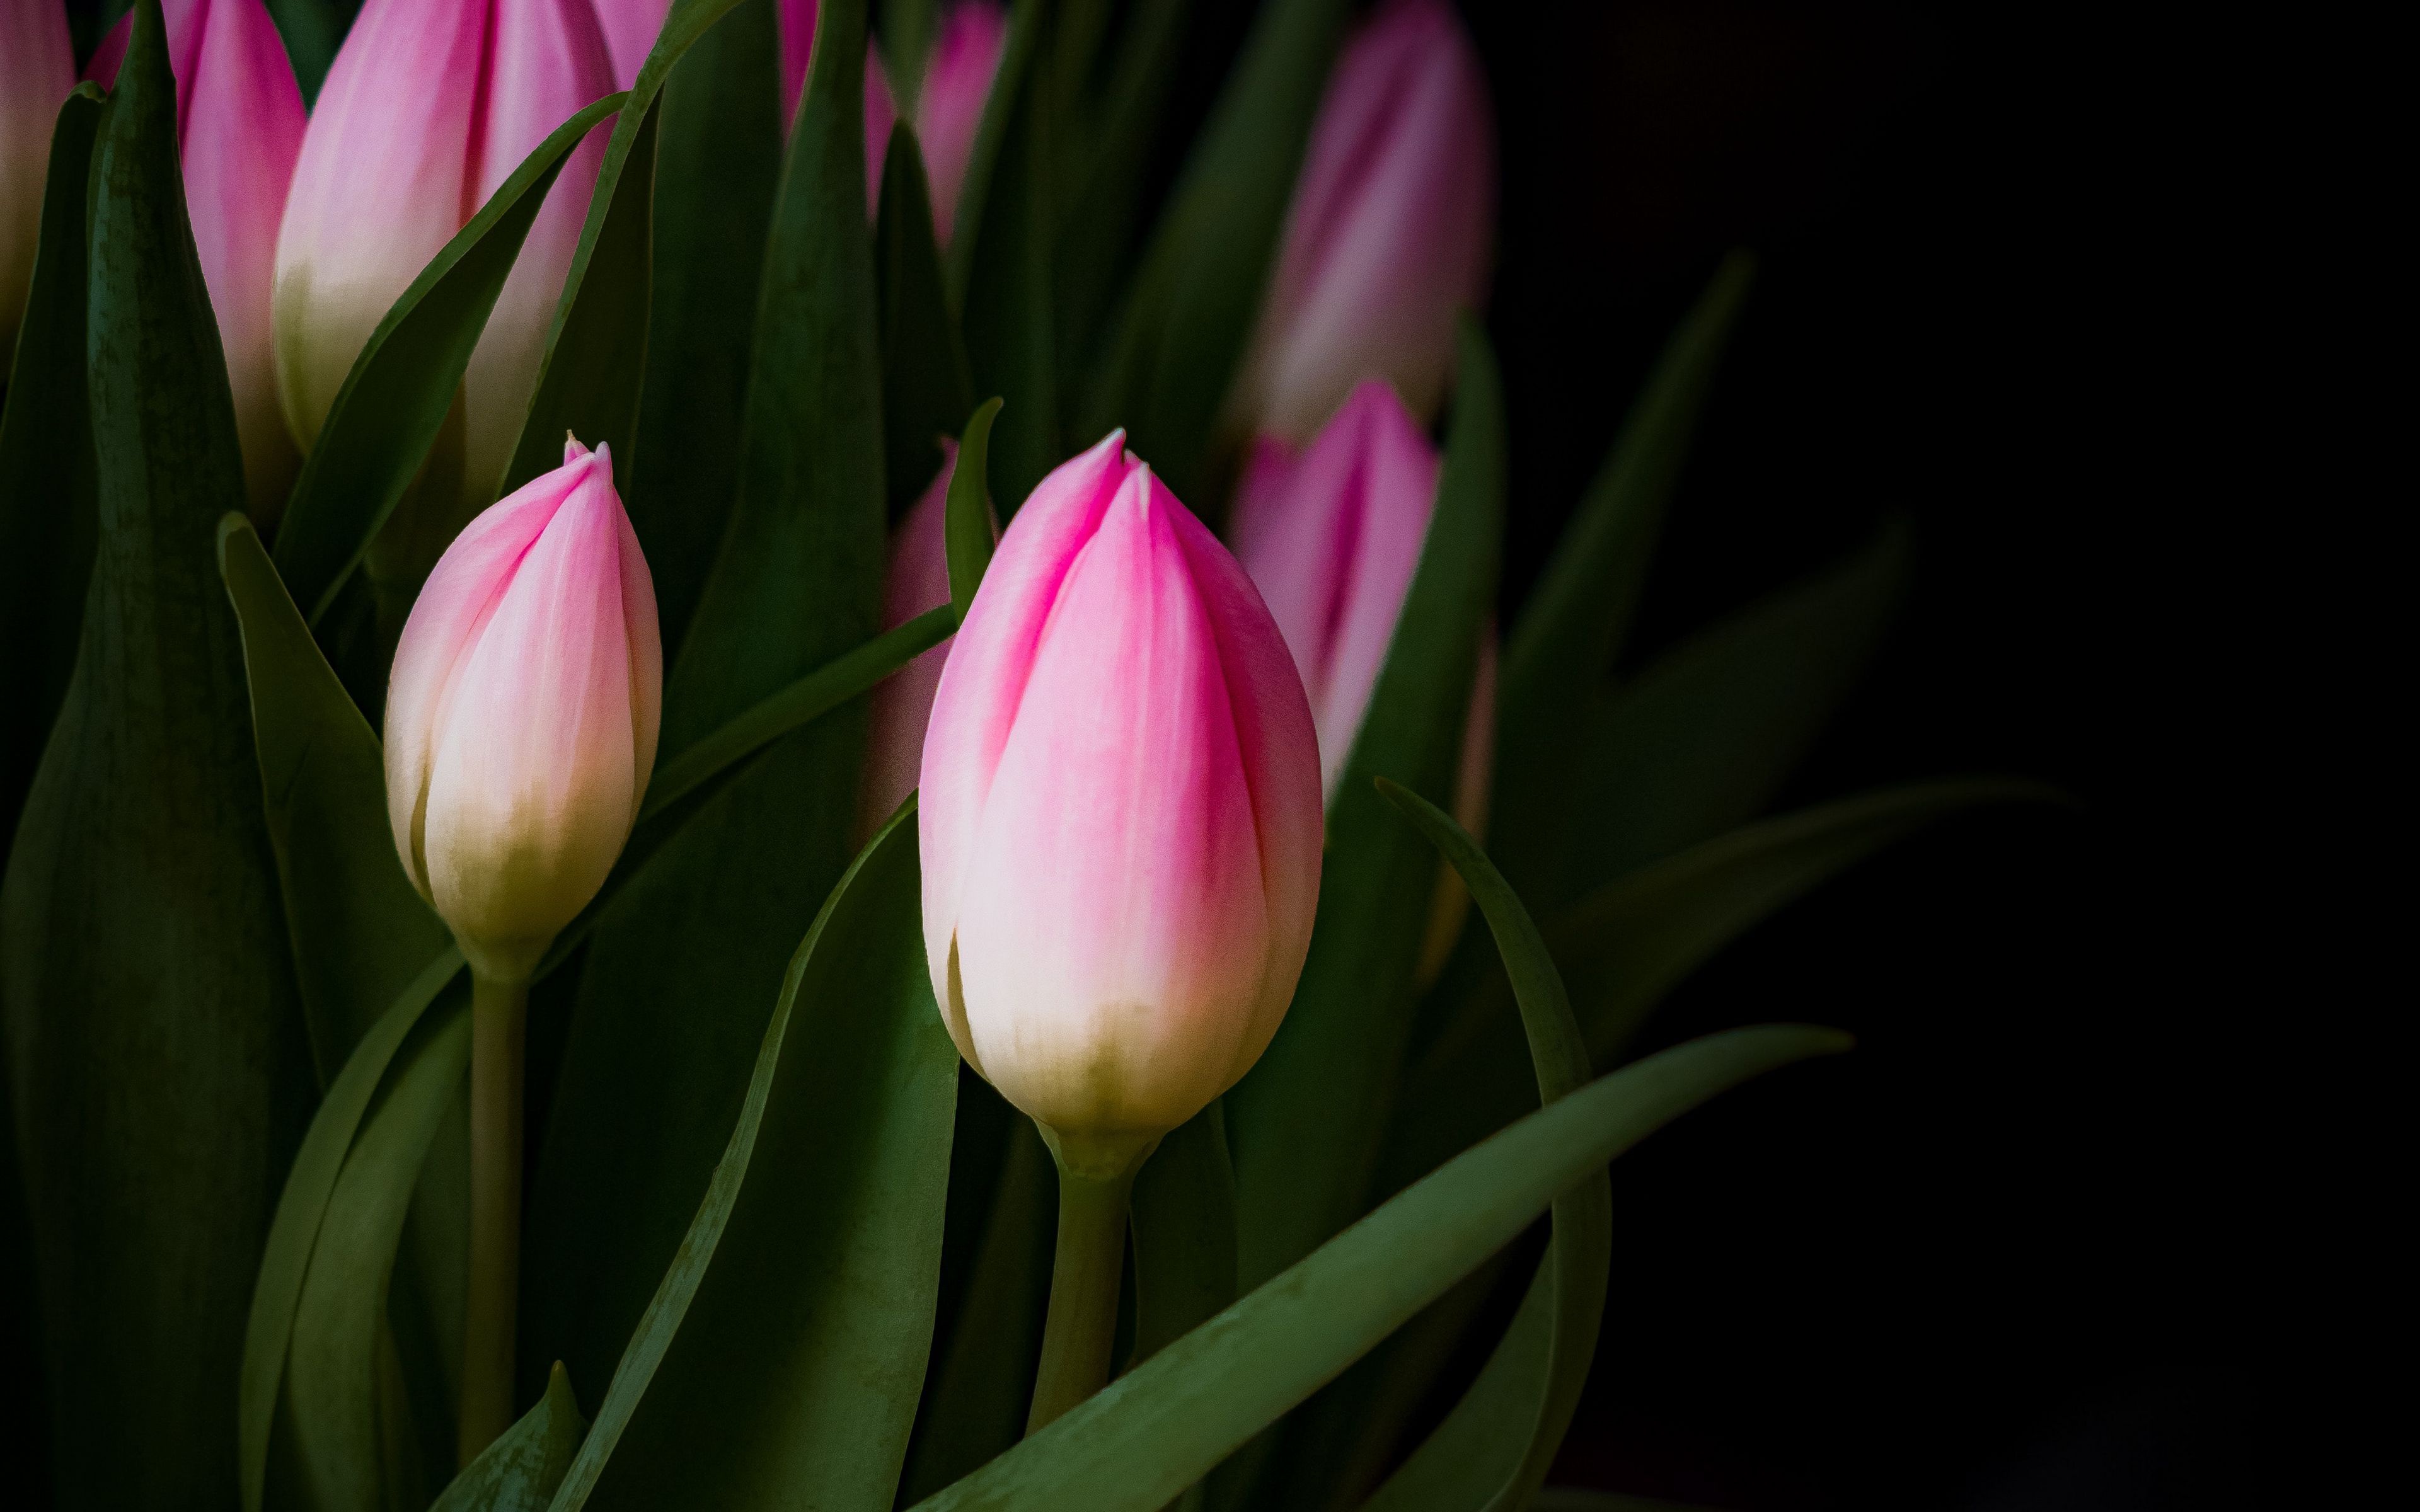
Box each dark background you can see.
[1448,1,2358,1507]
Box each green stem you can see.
[1026,1149,1141,1433]
[459,969,527,1464]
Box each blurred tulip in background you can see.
[85,0,304,521]
[858,441,982,839]
[1230,0,1494,444]
[273,0,614,505]
[919,432,1322,1166]
[1,0,74,358]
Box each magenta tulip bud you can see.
[1,0,74,357]
[274,0,614,500]
[385,437,662,983]
[919,433,1323,1169]
[1232,381,1496,973]
[914,0,1006,245]
[1232,0,1494,444]
[86,0,304,522]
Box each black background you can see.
[1445,1,2360,1507]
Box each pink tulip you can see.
[856,442,984,840]
[275,0,615,504]
[385,435,661,983]
[1,0,75,358]
[914,0,1006,245]
[85,0,304,522]
[919,433,1322,1162]
[1231,0,1494,444]
[1231,381,1495,972]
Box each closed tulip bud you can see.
[275,0,614,501]
[1,0,74,356]
[914,0,1006,245]
[385,437,660,985]
[920,433,1323,1174]
[86,0,304,522]
[1232,0,1494,444]
[1232,380,1495,977]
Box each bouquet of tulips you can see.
[0,1,2028,1508]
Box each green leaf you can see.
[434,1363,590,1512]
[0,86,103,856]
[263,0,359,105]
[240,953,463,1512]
[1080,0,1349,500]
[899,1114,1056,1501]
[1129,1101,1237,1368]
[625,0,783,662]
[952,0,1063,510]
[909,1026,1848,1512]
[947,398,1003,619]
[1361,782,1606,1512]
[218,515,452,1083]
[523,0,890,1414]
[271,91,625,629]
[877,127,976,520]
[546,803,959,1510]
[1227,323,1505,1290]
[1496,253,1754,782]
[281,999,471,1511]
[882,0,942,106]
[0,8,313,1506]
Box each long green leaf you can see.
[910,1026,1848,1511]
[946,398,1003,618]
[219,515,452,1082]
[0,86,103,857]
[953,0,1063,509]
[1080,0,1349,500]
[240,953,463,1512]
[524,0,890,1411]
[282,1000,470,1511]
[432,1364,589,1512]
[1361,781,1606,1512]
[272,92,625,627]
[1228,323,1504,1290]
[626,0,783,661]
[878,126,976,520]
[0,9,313,1505]
[1129,1101,1238,1369]
[546,802,958,1510]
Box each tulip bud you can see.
[1231,0,1494,444]
[1231,381,1495,975]
[85,0,304,523]
[1,0,74,357]
[385,436,661,983]
[920,432,1323,1171]
[914,0,1006,246]
[275,0,614,501]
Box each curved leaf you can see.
[432,1364,589,1512]
[522,0,891,1406]
[219,515,452,1082]
[546,802,958,1510]
[1361,781,1605,1512]
[879,127,976,520]
[947,398,1003,619]
[0,85,103,856]
[1228,323,1505,1291]
[272,91,625,627]
[282,1000,471,1511]
[240,953,464,1512]
[910,1026,1849,1512]
[0,11,313,1504]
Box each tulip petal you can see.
[916,0,1007,244]
[1,0,75,354]
[274,0,489,453]
[952,470,1276,1134]
[858,442,959,839]
[919,428,1130,1012]
[780,0,819,128]
[594,0,674,91]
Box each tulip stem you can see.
[460,969,528,1465]
[1027,1151,1142,1434]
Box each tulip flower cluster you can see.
[0,0,1901,1506]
